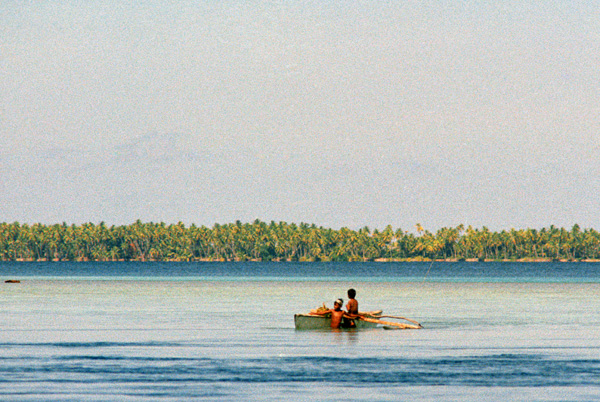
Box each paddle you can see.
[358,316,422,329]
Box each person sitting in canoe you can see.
[346,288,358,315]
[311,298,347,329]
[343,288,359,328]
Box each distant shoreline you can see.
[3,221,599,262]
[4,257,600,263]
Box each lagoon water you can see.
[1,262,599,401]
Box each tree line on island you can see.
[1,220,599,262]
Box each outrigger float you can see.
[294,308,423,330]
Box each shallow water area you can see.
[1,262,599,401]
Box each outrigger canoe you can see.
[294,310,423,330]
[294,310,383,330]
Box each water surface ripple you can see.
[1,262,599,401]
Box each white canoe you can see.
[294,310,383,330]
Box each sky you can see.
[1,1,599,232]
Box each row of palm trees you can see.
[1,220,599,262]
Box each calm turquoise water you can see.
[1,262,599,401]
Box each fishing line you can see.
[422,260,434,285]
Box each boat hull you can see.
[294,311,382,330]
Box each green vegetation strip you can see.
[1,221,598,262]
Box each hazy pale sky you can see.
[1,1,599,231]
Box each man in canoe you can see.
[312,298,347,329]
[346,288,358,315]
[343,288,359,328]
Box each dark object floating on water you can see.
[5,280,20,283]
